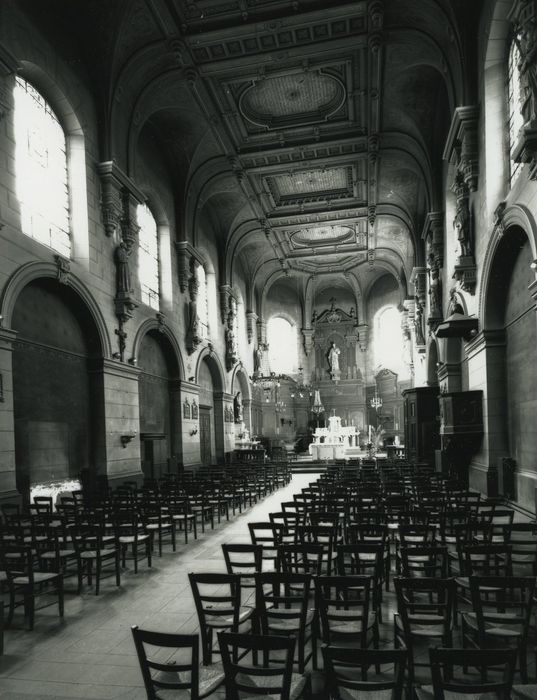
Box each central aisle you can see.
[0,473,316,699]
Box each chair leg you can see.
[95,558,101,595]
[58,578,64,617]
[115,551,121,587]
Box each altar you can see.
[309,413,359,461]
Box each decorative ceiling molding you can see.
[237,69,347,131]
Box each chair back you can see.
[277,543,323,576]
[468,575,536,645]
[188,572,242,631]
[429,647,517,699]
[394,577,455,640]
[218,632,296,700]
[315,575,372,646]
[131,626,202,700]
[322,646,407,700]
[400,544,449,578]
[255,572,312,634]
[222,544,262,577]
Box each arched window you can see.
[508,39,524,185]
[14,76,70,256]
[196,263,209,338]
[137,203,160,310]
[267,317,298,374]
[374,306,409,379]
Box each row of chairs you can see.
[0,462,291,631]
[132,467,537,697]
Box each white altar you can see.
[309,413,360,461]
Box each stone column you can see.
[0,328,18,502]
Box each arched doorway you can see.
[197,354,225,466]
[137,329,181,480]
[11,278,103,503]
[482,225,537,507]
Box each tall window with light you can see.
[197,263,209,338]
[508,39,524,185]
[14,76,70,257]
[267,317,298,374]
[374,306,409,379]
[137,203,160,310]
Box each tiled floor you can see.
[0,474,317,699]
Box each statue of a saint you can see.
[328,341,341,374]
[233,391,243,423]
[414,298,426,346]
[115,241,132,295]
[428,254,442,315]
[453,181,472,258]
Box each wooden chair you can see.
[255,571,316,673]
[114,510,153,573]
[416,647,517,700]
[218,632,309,700]
[399,544,449,579]
[322,646,407,700]
[222,543,262,593]
[0,545,63,630]
[315,575,379,651]
[248,522,284,572]
[189,572,254,665]
[131,626,224,700]
[71,524,121,595]
[394,576,455,685]
[277,543,324,576]
[336,543,385,621]
[461,575,536,683]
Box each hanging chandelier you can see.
[370,387,383,411]
[290,367,312,398]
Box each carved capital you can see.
[453,257,477,295]
[246,311,258,344]
[54,255,71,285]
[219,284,232,324]
[302,328,314,356]
[175,242,190,293]
[189,257,199,302]
[97,162,145,241]
[411,267,427,306]
[421,211,444,268]
[443,106,479,192]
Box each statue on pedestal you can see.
[327,341,341,378]
[233,391,243,423]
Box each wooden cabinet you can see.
[402,387,440,467]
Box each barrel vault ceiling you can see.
[20,0,482,309]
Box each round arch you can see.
[131,319,184,380]
[479,205,537,327]
[1,261,111,358]
[195,347,225,393]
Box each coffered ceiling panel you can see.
[265,166,353,206]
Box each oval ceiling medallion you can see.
[239,70,346,129]
[290,225,354,247]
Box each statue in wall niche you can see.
[453,182,472,258]
[327,341,341,375]
[447,288,465,316]
[254,344,263,374]
[428,254,442,315]
[234,391,243,423]
[115,241,132,295]
[414,298,426,346]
